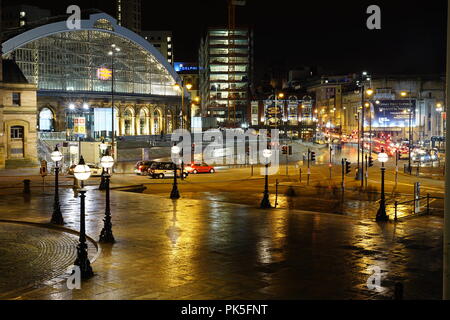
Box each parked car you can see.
[68,163,103,177]
[184,163,215,174]
[148,162,188,179]
[134,161,156,175]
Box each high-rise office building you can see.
[116,0,141,34]
[1,4,50,30]
[141,31,174,65]
[199,28,253,126]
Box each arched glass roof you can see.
[2,13,182,97]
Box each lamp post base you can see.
[51,206,64,225]
[170,186,180,199]
[99,217,115,243]
[74,243,94,279]
[376,202,389,222]
[260,193,272,209]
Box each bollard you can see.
[394,282,403,300]
[23,179,31,194]
[286,186,297,197]
[275,179,279,208]
[394,201,398,221]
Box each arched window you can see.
[39,107,54,131]
[124,109,133,136]
[139,108,147,135]
[153,110,161,135]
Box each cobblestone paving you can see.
[0,187,443,300]
[0,222,81,298]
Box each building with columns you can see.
[1,12,186,144]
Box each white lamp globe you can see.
[262,149,273,158]
[172,146,181,154]
[378,152,388,163]
[51,146,63,162]
[100,155,115,169]
[74,156,91,181]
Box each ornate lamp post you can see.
[170,145,181,199]
[50,146,64,225]
[260,148,273,209]
[99,151,115,243]
[73,156,94,279]
[99,139,108,190]
[376,149,389,222]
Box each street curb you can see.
[0,219,101,263]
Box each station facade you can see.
[2,12,186,143]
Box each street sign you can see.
[414,182,421,214]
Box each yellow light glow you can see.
[278,93,285,99]
[186,83,193,90]
[400,91,408,97]
[366,88,374,96]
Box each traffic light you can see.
[345,160,351,174]
[310,151,316,162]
[282,145,288,154]
[288,146,293,155]
[368,156,374,167]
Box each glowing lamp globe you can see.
[51,147,63,162]
[100,155,115,169]
[262,149,273,158]
[172,146,181,154]
[378,152,388,163]
[74,157,91,181]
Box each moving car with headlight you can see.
[134,161,156,175]
[411,148,438,163]
[68,163,103,176]
[148,162,188,179]
[184,163,215,174]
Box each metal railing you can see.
[38,131,67,140]
[393,194,432,221]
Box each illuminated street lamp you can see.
[260,148,272,209]
[174,82,193,129]
[99,151,115,243]
[73,156,94,279]
[108,44,120,164]
[366,88,374,96]
[170,145,181,199]
[376,149,389,222]
[50,146,64,225]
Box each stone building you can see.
[0,57,38,169]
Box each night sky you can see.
[3,0,448,80]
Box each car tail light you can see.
[138,165,143,171]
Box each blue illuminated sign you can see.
[174,62,199,73]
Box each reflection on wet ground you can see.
[0,188,443,300]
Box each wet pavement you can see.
[0,221,97,298]
[0,186,443,300]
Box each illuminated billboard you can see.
[372,100,416,128]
